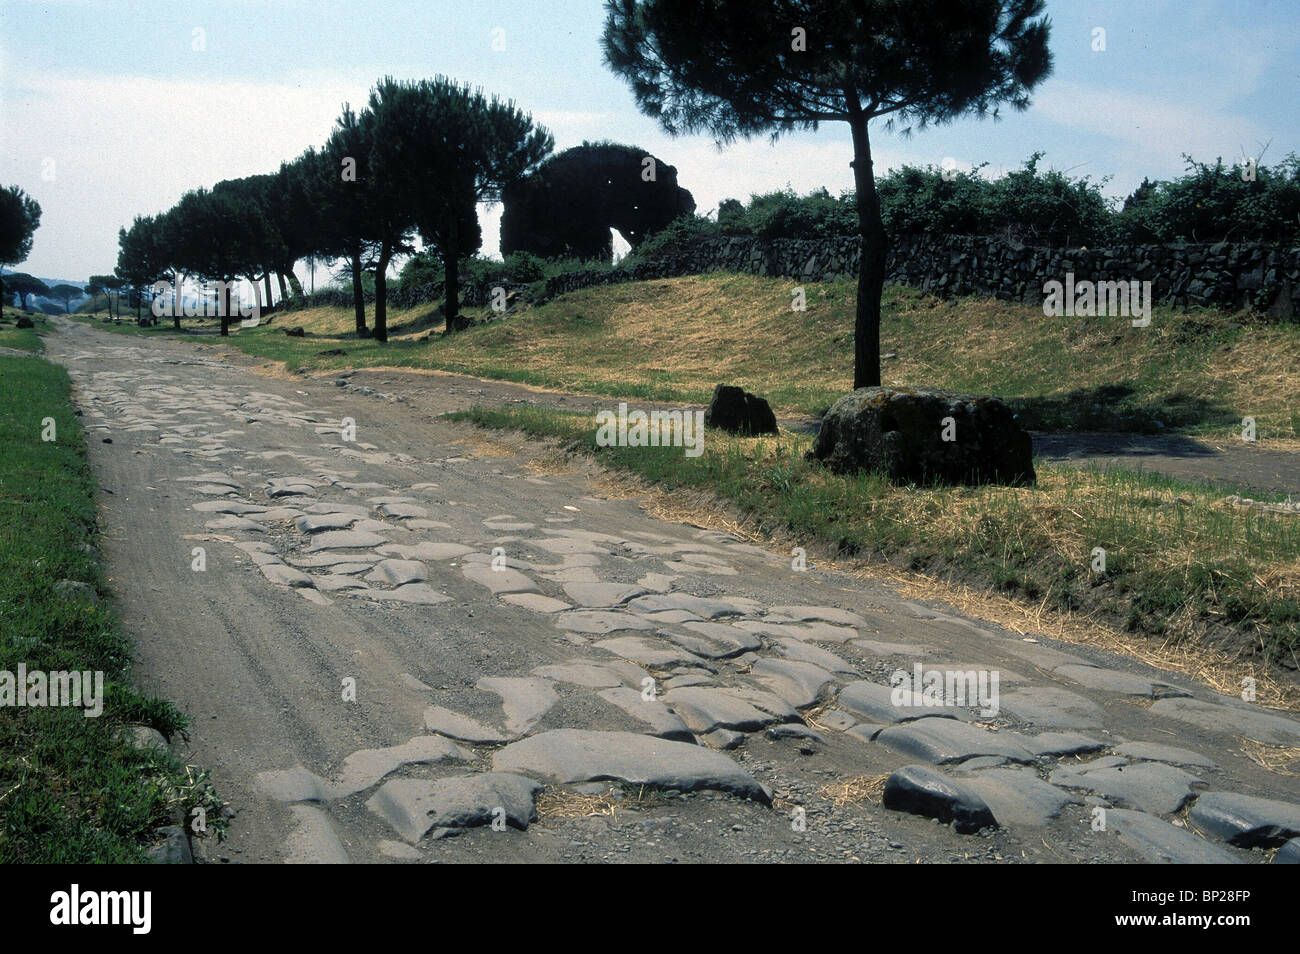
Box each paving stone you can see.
[260,563,315,588]
[1107,809,1242,864]
[664,674,713,689]
[958,766,1080,827]
[638,609,704,624]
[368,583,450,605]
[661,621,761,659]
[1021,731,1108,758]
[462,564,539,595]
[376,502,430,519]
[1054,663,1192,698]
[424,706,511,743]
[563,582,648,607]
[1000,686,1105,729]
[366,773,541,842]
[294,513,357,533]
[205,516,265,532]
[1150,697,1300,746]
[364,559,429,585]
[333,736,473,797]
[1113,742,1219,769]
[500,592,572,614]
[1189,792,1300,849]
[851,639,933,657]
[532,662,629,688]
[193,501,267,514]
[597,686,695,742]
[492,729,771,803]
[627,594,748,619]
[769,605,868,627]
[752,658,836,709]
[882,764,997,834]
[837,680,970,725]
[1051,761,1202,815]
[379,541,475,561]
[815,709,857,732]
[314,574,370,592]
[1275,838,1300,863]
[255,765,336,802]
[636,573,680,592]
[308,529,387,551]
[661,686,799,735]
[875,718,1036,764]
[478,677,559,735]
[700,728,745,749]
[595,636,710,669]
[793,622,860,643]
[771,638,858,675]
[555,610,655,635]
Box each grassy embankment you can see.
[0,350,222,862]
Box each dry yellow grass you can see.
[820,775,890,806]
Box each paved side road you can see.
[45,318,1300,864]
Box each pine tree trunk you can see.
[374,241,391,343]
[848,107,885,389]
[444,214,461,333]
[350,247,368,336]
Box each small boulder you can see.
[808,385,1035,485]
[15,316,34,329]
[284,326,305,337]
[704,384,778,436]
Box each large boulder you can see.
[808,386,1035,485]
[704,385,778,436]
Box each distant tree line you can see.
[114,76,553,340]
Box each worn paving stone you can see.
[1150,697,1300,746]
[424,706,511,743]
[597,686,695,742]
[367,583,450,605]
[478,677,559,735]
[837,680,971,725]
[1051,761,1202,815]
[462,564,539,595]
[627,594,748,619]
[333,736,474,797]
[308,529,387,551]
[294,513,357,533]
[378,541,475,561]
[594,636,709,669]
[376,502,430,519]
[314,574,371,592]
[661,686,799,735]
[1114,741,1219,769]
[770,638,858,675]
[205,515,265,532]
[875,717,1036,764]
[999,686,1105,729]
[532,661,634,688]
[193,500,267,514]
[365,559,429,585]
[500,592,572,614]
[260,563,315,588]
[751,657,836,710]
[882,764,997,834]
[769,605,868,627]
[662,621,761,659]
[254,765,335,802]
[1189,792,1300,849]
[957,765,1080,827]
[1054,663,1192,698]
[366,773,541,842]
[562,582,648,607]
[555,610,655,635]
[852,638,933,657]
[492,729,771,803]
[1275,838,1300,864]
[1021,731,1108,758]
[1107,809,1241,864]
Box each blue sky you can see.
[2,0,1297,282]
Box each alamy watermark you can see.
[150,279,263,326]
[595,402,705,458]
[0,665,104,717]
[891,663,1000,717]
[1043,272,1152,327]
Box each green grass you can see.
[0,355,223,862]
[454,404,1300,679]
[188,274,1299,440]
[0,313,48,352]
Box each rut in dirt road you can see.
[45,318,1300,864]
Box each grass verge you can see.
[194,274,1300,440]
[0,312,48,352]
[452,404,1300,696]
[0,355,223,862]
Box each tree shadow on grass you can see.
[1007,382,1236,436]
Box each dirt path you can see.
[44,317,1300,864]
